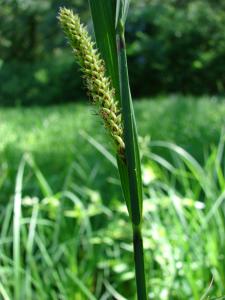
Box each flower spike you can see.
[58,7,125,155]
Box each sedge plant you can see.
[59,1,147,299]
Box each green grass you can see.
[0,96,224,197]
[0,124,224,299]
[0,96,225,299]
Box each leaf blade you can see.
[88,0,120,102]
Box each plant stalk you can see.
[117,21,142,226]
[117,19,147,299]
[133,224,147,300]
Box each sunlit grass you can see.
[0,96,224,159]
[0,97,224,198]
[0,131,224,299]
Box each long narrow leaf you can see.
[13,156,26,300]
[116,0,130,27]
[89,0,132,216]
[88,0,120,102]
[116,11,143,225]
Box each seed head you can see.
[58,7,125,155]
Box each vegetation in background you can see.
[0,0,224,297]
[0,95,224,298]
[127,0,225,96]
[0,131,224,299]
[0,0,87,106]
[1,97,224,200]
[1,0,225,105]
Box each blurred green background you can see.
[1,0,225,105]
[0,0,225,299]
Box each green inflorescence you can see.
[58,7,125,155]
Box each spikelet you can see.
[58,7,125,155]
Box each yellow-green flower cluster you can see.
[58,7,125,155]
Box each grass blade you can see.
[116,11,143,226]
[88,0,120,102]
[0,281,10,300]
[80,130,117,168]
[116,4,146,300]
[82,3,146,299]
[26,154,53,197]
[25,203,39,299]
[66,269,97,300]
[89,0,132,218]
[13,156,26,300]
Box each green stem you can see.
[133,225,147,300]
[117,19,147,299]
[117,22,141,226]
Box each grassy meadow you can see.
[0,96,225,299]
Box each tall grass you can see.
[59,1,146,298]
[0,134,224,299]
[0,0,224,297]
